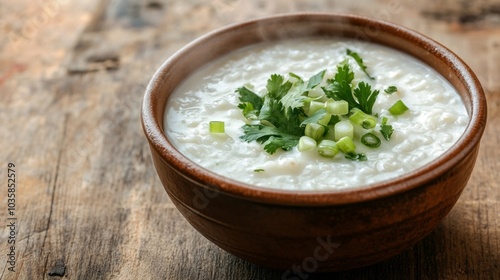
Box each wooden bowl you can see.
[141,13,487,272]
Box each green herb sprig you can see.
[234,49,409,159]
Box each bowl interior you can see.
[142,13,487,206]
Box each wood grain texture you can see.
[0,0,499,279]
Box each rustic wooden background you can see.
[1,0,499,279]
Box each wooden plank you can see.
[0,0,499,279]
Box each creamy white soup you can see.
[164,38,468,190]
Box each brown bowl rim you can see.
[141,12,487,206]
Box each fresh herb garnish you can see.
[384,86,398,94]
[240,123,300,154]
[236,49,406,160]
[361,132,381,148]
[266,74,293,99]
[280,70,325,117]
[254,169,265,172]
[380,117,394,141]
[323,64,379,114]
[388,100,409,115]
[380,124,394,141]
[345,153,367,161]
[209,121,225,134]
[238,73,309,154]
[237,86,262,120]
[300,109,328,127]
[347,48,375,80]
[353,82,380,115]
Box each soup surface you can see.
[164,38,468,190]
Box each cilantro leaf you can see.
[306,69,326,91]
[237,86,263,120]
[384,86,398,94]
[334,63,354,85]
[237,86,263,111]
[380,124,394,140]
[379,116,394,140]
[259,98,303,136]
[266,74,292,99]
[262,135,299,154]
[323,65,378,114]
[300,109,328,127]
[238,102,257,120]
[353,82,380,115]
[280,80,307,117]
[240,124,280,142]
[347,49,375,80]
[241,96,303,154]
[280,69,326,119]
[323,64,357,109]
[239,124,300,154]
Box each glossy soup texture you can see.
[164,38,468,190]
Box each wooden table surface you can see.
[1,0,499,279]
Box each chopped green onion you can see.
[349,109,376,129]
[317,140,339,158]
[324,126,336,141]
[305,123,325,141]
[388,100,409,115]
[318,113,332,126]
[325,99,349,115]
[334,120,354,141]
[308,101,325,116]
[308,87,324,98]
[298,136,317,152]
[209,121,225,133]
[254,169,265,172]
[361,132,381,148]
[336,136,356,154]
[384,86,398,94]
